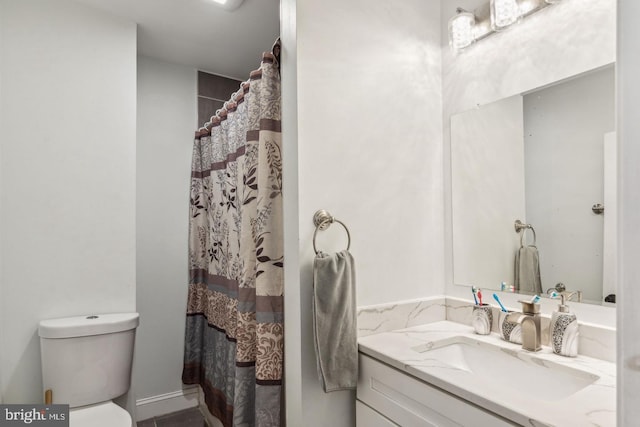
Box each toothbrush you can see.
[493,293,508,312]
[529,294,541,304]
[472,286,479,305]
[477,288,483,306]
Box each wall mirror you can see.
[451,64,615,306]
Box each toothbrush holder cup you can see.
[498,310,522,344]
[472,304,493,335]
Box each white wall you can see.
[441,0,615,116]
[280,0,303,424]
[297,0,444,310]
[617,1,640,424]
[285,0,444,425]
[602,131,616,301]
[523,67,615,303]
[0,0,136,403]
[135,56,195,401]
[442,0,617,318]
[0,0,4,405]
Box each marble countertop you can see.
[358,320,616,427]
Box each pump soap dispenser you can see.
[549,294,579,357]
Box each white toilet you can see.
[38,313,140,427]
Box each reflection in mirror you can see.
[451,65,615,306]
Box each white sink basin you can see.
[412,335,599,401]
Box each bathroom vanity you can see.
[356,321,615,427]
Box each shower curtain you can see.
[182,45,283,427]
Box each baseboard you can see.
[135,386,199,421]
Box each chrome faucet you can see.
[561,290,582,303]
[547,283,583,303]
[506,300,541,352]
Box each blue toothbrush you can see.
[493,293,508,312]
[472,286,479,305]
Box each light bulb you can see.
[448,10,476,51]
[210,0,244,11]
[490,0,521,31]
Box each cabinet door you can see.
[356,400,398,427]
[357,354,517,427]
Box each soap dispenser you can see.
[549,294,579,357]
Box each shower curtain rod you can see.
[196,38,281,136]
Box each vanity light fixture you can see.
[448,8,476,50]
[490,0,521,31]
[210,0,244,11]
[449,0,562,52]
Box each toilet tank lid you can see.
[38,313,139,339]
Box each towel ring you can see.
[312,210,351,255]
[515,220,537,247]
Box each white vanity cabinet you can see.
[356,400,398,426]
[357,354,517,427]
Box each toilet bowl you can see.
[70,402,131,427]
[38,313,139,427]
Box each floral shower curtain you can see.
[182,45,283,427]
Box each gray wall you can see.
[135,55,196,400]
[197,71,242,126]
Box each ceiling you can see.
[74,0,280,80]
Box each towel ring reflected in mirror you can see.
[515,219,537,247]
[312,209,351,255]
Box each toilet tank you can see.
[38,313,139,408]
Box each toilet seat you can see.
[70,401,131,427]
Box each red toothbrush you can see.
[477,289,483,305]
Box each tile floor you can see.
[137,407,207,427]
